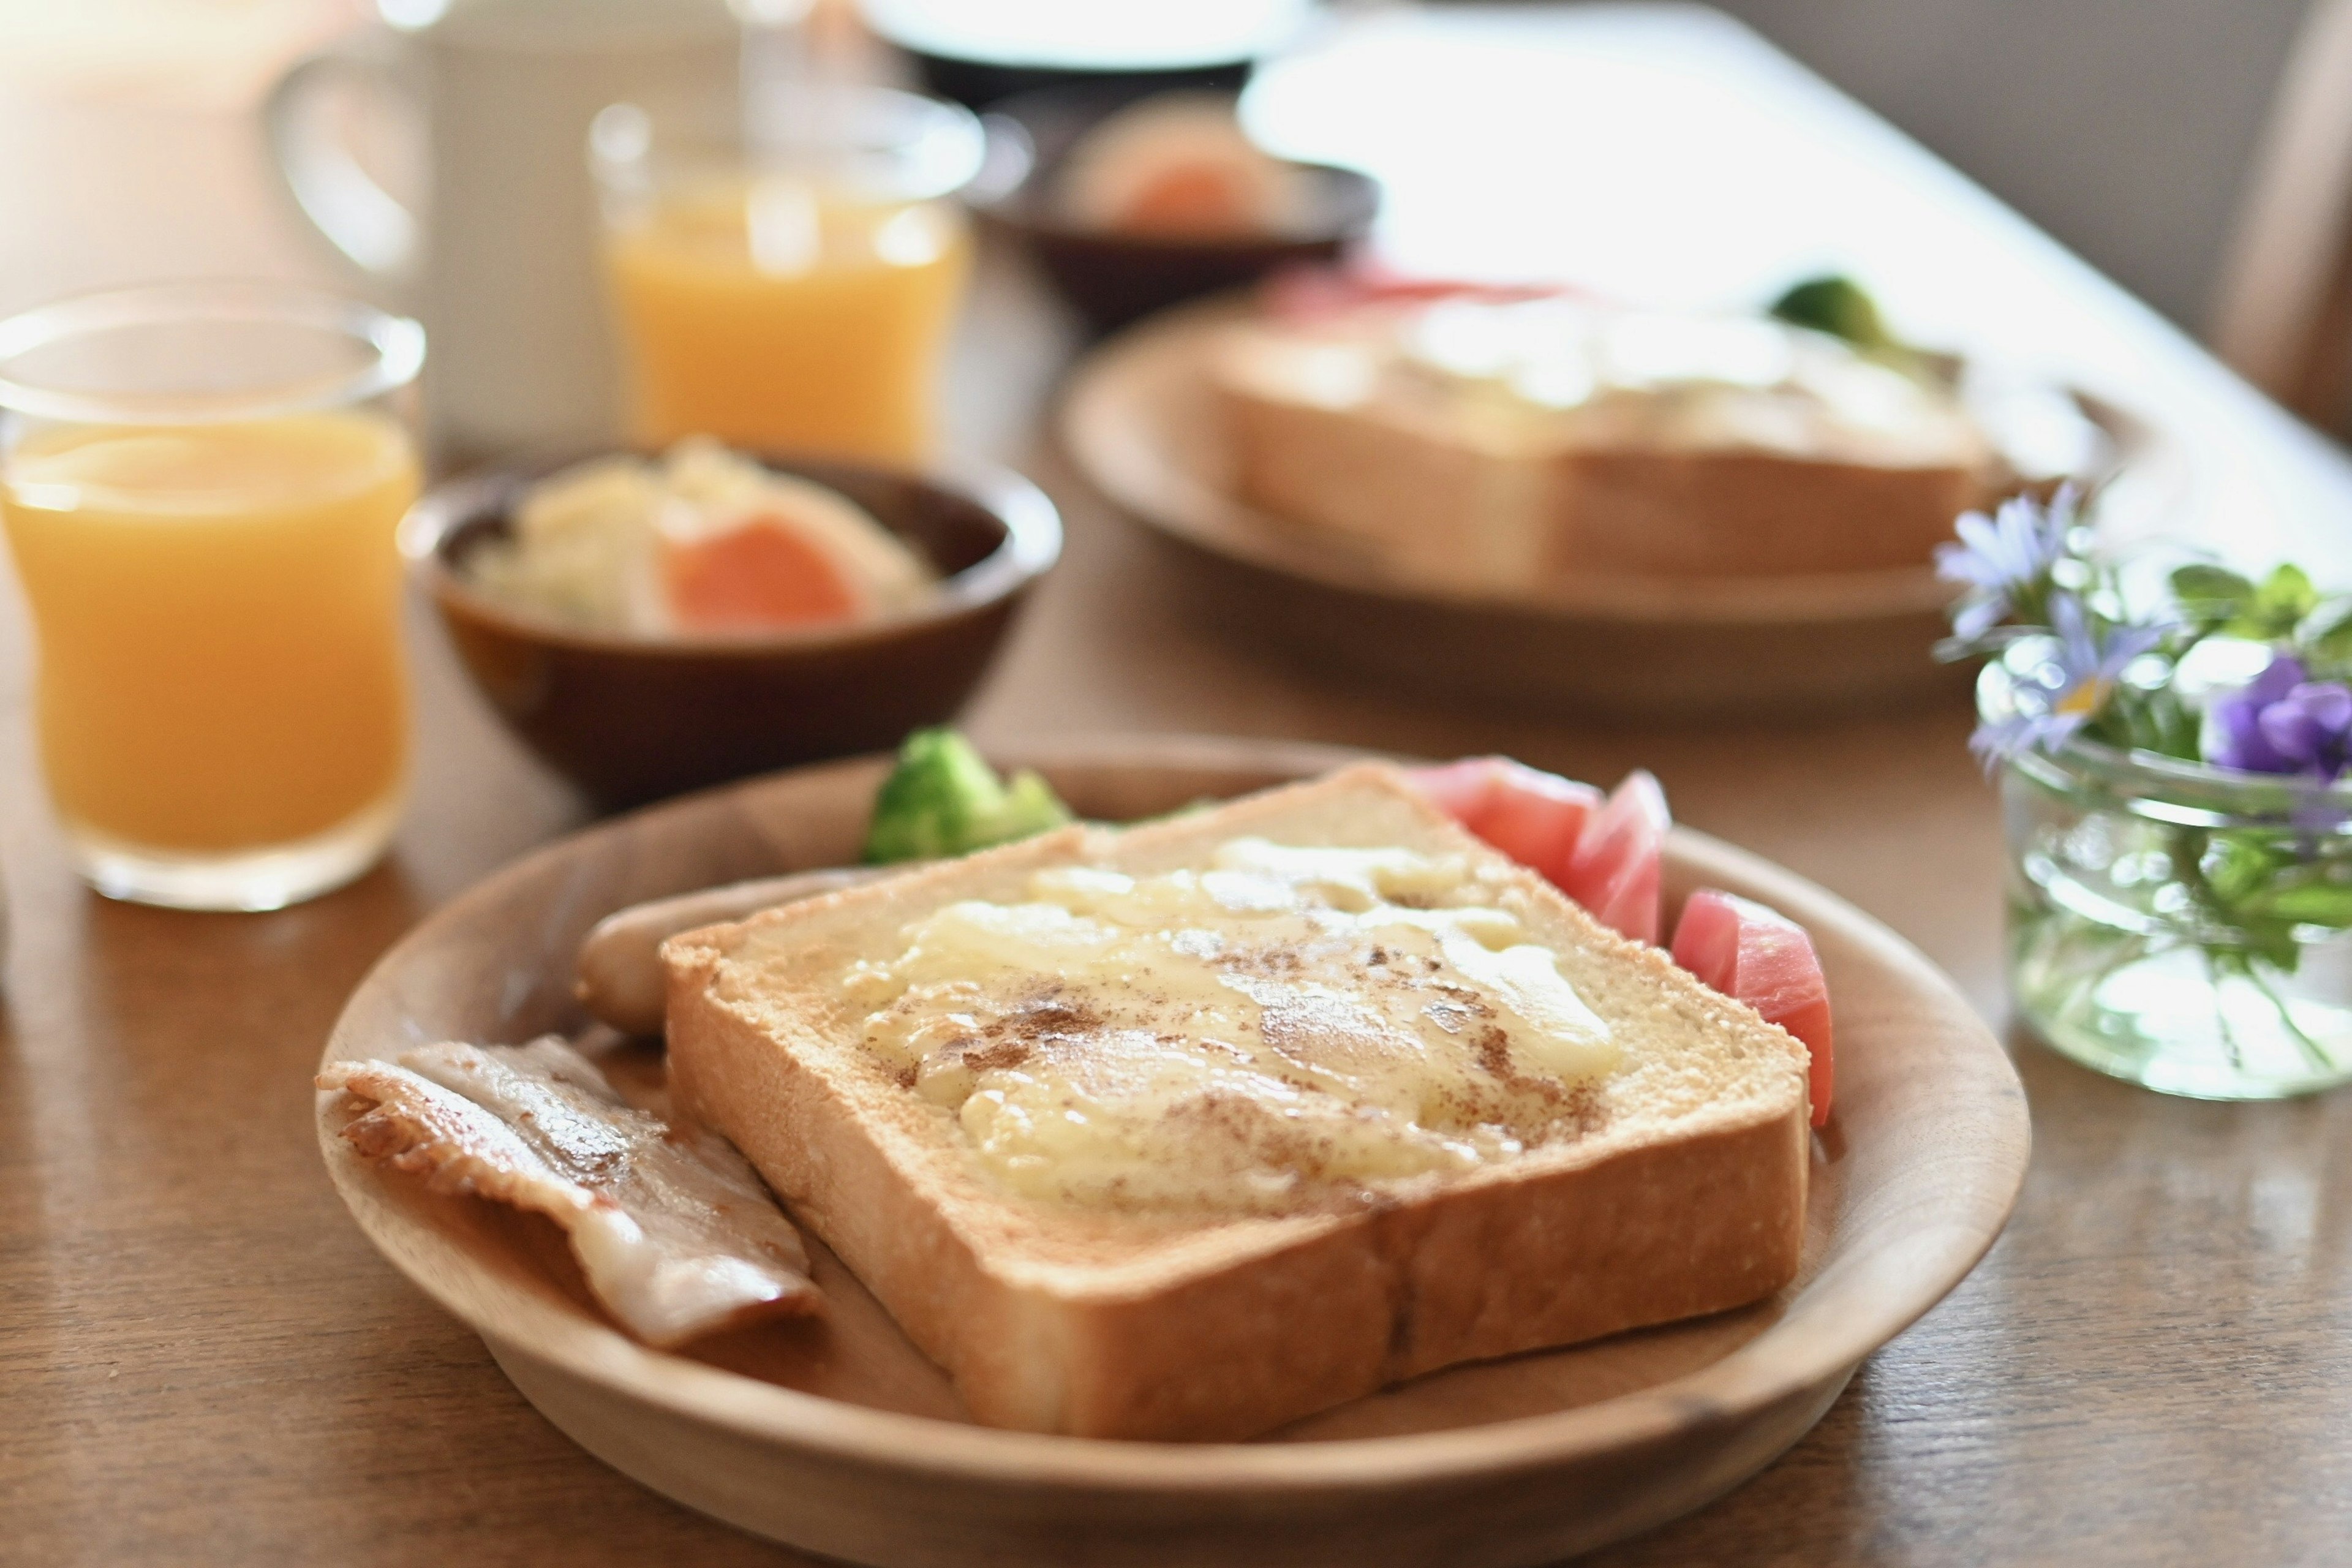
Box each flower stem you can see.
[2204,949,2250,1076]
[2226,951,2339,1074]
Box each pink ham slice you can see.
[1408,755,1509,825]
[1559,771,1670,947]
[1672,889,1836,1128]
[1412,759,1665,944]
[1409,756,1600,888]
[1414,756,1830,1125]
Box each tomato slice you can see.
[1672,888,1835,1128]
[1560,771,1670,946]
[662,514,860,631]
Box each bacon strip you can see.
[319,1038,818,1346]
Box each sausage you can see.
[575,867,886,1038]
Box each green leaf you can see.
[2203,832,2290,905]
[2151,696,2204,760]
[2168,822,2352,976]
[2169,564,2255,624]
[2260,881,2352,929]
[2225,564,2320,639]
[2264,562,2318,608]
[2252,930,2305,973]
[2296,596,2352,672]
[2216,927,2307,976]
[2087,686,2203,760]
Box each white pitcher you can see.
[266,0,745,462]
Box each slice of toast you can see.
[1213,314,2003,583]
[1555,445,1994,576]
[1215,333,1564,585]
[665,763,1808,1440]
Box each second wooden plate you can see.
[1057,301,2150,718]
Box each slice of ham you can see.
[1407,755,1508,824]
[1558,771,1671,946]
[318,1038,818,1346]
[1413,758,1664,941]
[1415,755,1831,1122]
[1411,756,1601,890]
[1262,262,1577,323]
[1463,767,1601,889]
[1672,889,1836,1128]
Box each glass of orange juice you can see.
[590,84,984,466]
[0,283,425,910]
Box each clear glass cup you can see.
[0,282,426,911]
[1989,662,2352,1099]
[589,83,984,466]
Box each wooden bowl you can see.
[863,0,1281,110]
[406,455,1060,811]
[908,53,1251,113]
[971,86,1379,336]
[1058,301,2154,719]
[317,736,2029,1566]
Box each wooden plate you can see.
[1056,301,2150,718]
[317,737,2028,1566]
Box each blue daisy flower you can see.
[1938,483,2079,642]
[1970,591,2166,766]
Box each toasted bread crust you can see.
[1218,385,1561,583]
[666,764,1808,1439]
[1217,377,1994,580]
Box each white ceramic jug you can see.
[266,0,744,462]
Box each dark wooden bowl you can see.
[863,0,1265,110]
[406,454,1060,811]
[970,85,1379,336]
[906,51,1250,112]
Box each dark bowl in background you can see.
[969,84,1380,336]
[406,454,1061,812]
[905,51,1250,113]
[861,0,1276,109]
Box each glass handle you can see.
[262,32,423,286]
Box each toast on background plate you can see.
[1213,294,2026,585]
[664,762,1808,1441]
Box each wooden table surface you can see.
[6,6,2352,1564]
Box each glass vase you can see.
[1991,665,2352,1098]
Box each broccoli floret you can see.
[861,728,1074,865]
[1768,274,1894,351]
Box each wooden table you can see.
[6,6,2351,1563]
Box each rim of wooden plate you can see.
[317,735,2029,1494]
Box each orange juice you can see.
[0,412,418,854]
[603,182,971,464]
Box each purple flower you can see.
[1972,592,2166,766]
[1939,484,2079,641]
[2209,654,2352,780]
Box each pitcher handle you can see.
[263,31,421,284]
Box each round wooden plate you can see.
[1055,301,2152,718]
[317,737,2029,1566]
